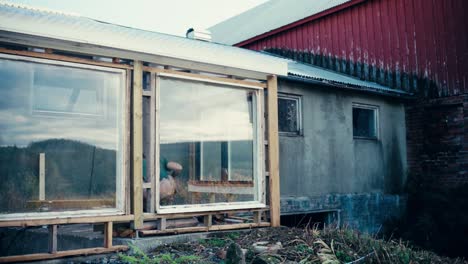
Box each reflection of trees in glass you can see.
[0,139,116,214]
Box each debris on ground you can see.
[113,226,467,264]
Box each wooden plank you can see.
[0,47,132,69]
[253,211,261,224]
[204,215,212,228]
[133,60,144,229]
[0,215,134,228]
[142,66,266,89]
[0,246,128,263]
[149,73,156,213]
[125,69,132,215]
[143,207,269,221]
[188,183,254,195]
[209,222,270,231]
[27,199,114,210]
[48,225,57,254]
[266,75,280,227]
[156,218,167,230]
[139,226,208,236]
[104,222,113,248]
[39,153,45,201]
[142,90,152,97]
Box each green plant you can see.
[200,238,227,247]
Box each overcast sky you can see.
[4,0,267,36]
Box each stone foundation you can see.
[281,192,406,234]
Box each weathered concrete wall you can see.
[278,79,407,196]
[278,79,407,232]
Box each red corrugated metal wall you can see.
[241,0,468,98]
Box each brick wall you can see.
[406,94,468,186]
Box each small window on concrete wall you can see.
[278,94,302,136]
[353,104,378,139]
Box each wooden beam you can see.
[104,222,113,248]
[143,207,269,221]
[209,222,270,231]
[142,66,266,89]
[0,32,272,80]
[0,215,134,228]
[133,60,144,229]
[0,246,128,263]
[149,73,156,213]
[27,199,114,210]
[266,75,280,227]
[48,225,57,254]
[39,153,45,201]
[0,47,132,69]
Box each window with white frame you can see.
[157,75,264,213]
[0,54,126,219]
[278,93,302,136]
[352,103,379,139]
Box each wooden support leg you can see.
[253,211,261,224]
[104,222,113,248]
[204,215,212,228]
[157,218,167,230]
[48,225,57,254]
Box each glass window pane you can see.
[278,97,299,133]
[159,77,257,207]
[353,107,377,138]
[0,58,123,215]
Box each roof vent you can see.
[186,28,212,42]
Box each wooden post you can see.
[104,222,113,248]
[39,153,45,201]
[266,75,280,227]
[48,225,57,253]
[204,215,212,228]
[156,218,167,230]
[133,61,144,229]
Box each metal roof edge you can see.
[0,3,288,78]
[234,0,366,47]
[280,75,414,100]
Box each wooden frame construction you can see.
[0,42,280,262]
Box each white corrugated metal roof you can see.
[287,60,409,95]
[0,2,288,76]
[209,0,351,45]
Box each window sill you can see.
[279,132,303,137]
[353,136,379,141]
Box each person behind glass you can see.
[159,157,182,203]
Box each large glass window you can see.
[0,55,125,218]
[158,76,262,211]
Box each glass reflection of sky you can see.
[0,59,121,150]
[160,77,254,144]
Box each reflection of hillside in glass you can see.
[0,139,116,214]
[0,57,123,214]
[159,77,257,207]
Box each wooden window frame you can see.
[154,72,266,214]
[0,53,129,221]
[278,93,303,136]
[352,103,380,140]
